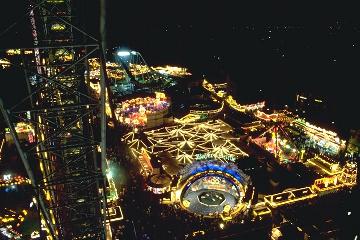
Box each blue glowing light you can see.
[117,51,131,57]
[189,162,243,182]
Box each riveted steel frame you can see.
[0,0,108,239]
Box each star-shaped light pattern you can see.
[176,152,194,164]
[124,119,248,164]
[212,141,232,158]
[204,132,218,141]
[178,140,195,150]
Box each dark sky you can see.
[0,1,359,130]
[101,2,360,130]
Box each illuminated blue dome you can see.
[178,160,251,217]
[179,160,249,185]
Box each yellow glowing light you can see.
[39,162,44,172]
[51,23,66,31]
[183,200,190,208]
[54,49,73,62]
[0,58,11,69]
[45,191,51,201]
[50,209,56,225]
[6,49,21,55]
[1,217,15,223]
[0,139,5,161]
[312,176,342,192]
[253,207,271,216]
[264,187,317,208]
[124,119,248,167]
[307,157,342,176]
[190,101,224,115]
[153,65,192,77]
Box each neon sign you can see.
[195,153,236,162]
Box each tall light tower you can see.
[0,0,108,239]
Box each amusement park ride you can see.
[115,50,178,91]
[252,111,348,166]
[197,79,357,217]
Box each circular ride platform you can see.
[177,160,252,218]
[198,191,226,206]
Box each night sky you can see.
[103,2,360,131]
[1,2,359,131]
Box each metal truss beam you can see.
[0,0,109,239]
[0,99,58,238]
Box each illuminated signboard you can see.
[195,153,236,162]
